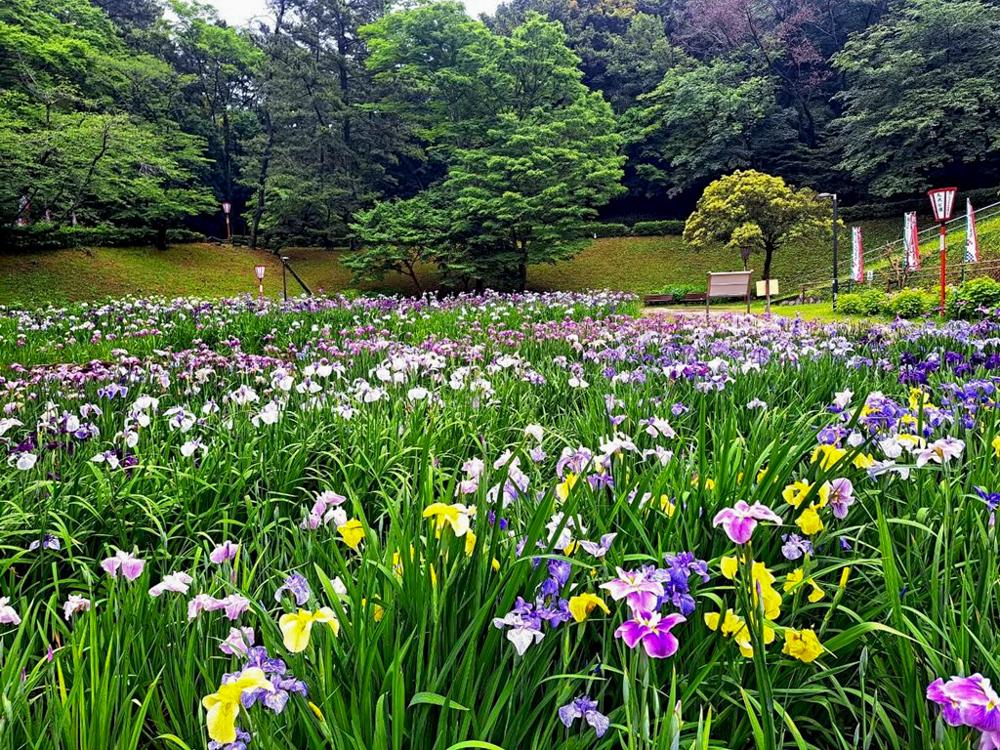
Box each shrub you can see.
[947,276,1000,319]
[887,288,934,318]
[2,224,203,252]
[651,282,705,297]
[584,222,631,238]
[838,293,863,315]
[857,288,889,316]
[632,220,685,236]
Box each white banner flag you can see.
[851,226,864,283]
[904,212,920,271]
[966,199,979,264]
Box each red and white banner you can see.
[904,211,920,271]
[851,226,864,283]
[965,199,979,264]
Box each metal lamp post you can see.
[927,187,958,316]
[818,192,839,311]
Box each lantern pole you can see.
[222,202,232,241]
[927,187,957,317]
[818,192,838,311]
[254,264,266,305]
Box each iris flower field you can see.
[1,291,998,750]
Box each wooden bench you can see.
[706,270,753,320]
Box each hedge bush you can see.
[632,220,684,236]
[2,224,203,252]
[650,282,705,297]
[887,288,935,318]
[584,222,631,238]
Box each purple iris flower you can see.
[826,478,855,519]
[928,674,1000,749]
[28,534,61,551]
[781,534,813,561]
[614,611,685,658]
[237,647,307,714]
[548,560,572,588]
[275,573,311,605]
[578,533,616,558]
[209,727,251,750]
[558,696,609,737]
[974,487,1000,511]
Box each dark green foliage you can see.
[633,220,685,236]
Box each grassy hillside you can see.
[0,214,996,308]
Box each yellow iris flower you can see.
[839,567,851,589]
[852,453,875,469]
[782,480,813,508]
[782,628,824,663]
[812,445,847,471]
[659,494,676,517]
[568,593,610,622]
[796,505,824,536]
[705,608,774,658]
[720,555,740,580]
[784,569,823,601]
[202,667,274,743]
[556,473,578,502]
[993,435,1000,459]
[278,607,340,653]
[337,519,366,549]
[422,503,472,537]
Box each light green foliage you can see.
[684,170,834,280]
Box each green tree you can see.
[683,169,831,281]
[346,192,455,295]
[623,57,798,198]
[834,0,1000,196]
[360,6,624,291]
[0,0,213,237]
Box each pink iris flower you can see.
[614,611,686,658]
[712,501,783,545]
[210,540,240,565]
[100,550,145,582]
[599,567,665,612]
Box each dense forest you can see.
[2,0,1000,286]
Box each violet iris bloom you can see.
[210,540,240,564]
[558,696,610,738]
[599,567,665,612]
[275,573,311,605]
[614,611,685,658]
[928,674,1000,749]
[826,478,855,519]
[712,501,782,545]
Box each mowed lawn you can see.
[0,215,982,307]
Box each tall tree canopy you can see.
[354,4,624,291]
[2,0,999,273]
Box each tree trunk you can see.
[763,242,775,282]
[155,225,168,252]
[250,0,287,249]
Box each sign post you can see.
[222,202,232,241]
[927,187,958,316]
[254,264,266,303]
